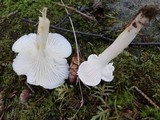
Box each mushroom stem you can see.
[42,8,47,19]
[99,5,158,65]
[36,7,50,50]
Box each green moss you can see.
[140,106,160,119]
[0,0,160,119]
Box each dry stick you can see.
[131,86,160,110]
[54,6,92,27]
[61,0,84,119]
[0,10,18,23]
[54,14,70,27]
[0,104,12,120]
[1,10,18,18]
[21,17,113,40]
[21,18,160,46]
[60,1,80,67]
[57,3,97,22]
[114,96,120,118]
[25,81,35,94]
[0,112,4,120]
[34,95,45,103]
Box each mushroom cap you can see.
[101,63,114,82]
[12,33,71,58]
[78,54,101,86]
[12,33,72,89]
[78,54,114,86]
[12,33,36,53]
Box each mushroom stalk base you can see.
[99,5,158,65]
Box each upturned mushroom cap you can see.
[12,7,72,89]
[78,54,114,86]
[12,33,71,89]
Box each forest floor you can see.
[0,0,160,119]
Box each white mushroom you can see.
[12,8,72,89]
[78,5,158,86]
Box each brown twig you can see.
[25,81,35,94]
[21,18,160,46]
[0,111,4,120]
[0,10,18,23]
[0,104,12,120]
[61,1,84,119]
[131,86,160,110]
[34,95,45,103]
[57,3,97,22]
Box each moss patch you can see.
[0,0,160,119]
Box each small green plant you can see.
[108,90,134,109]
[91,106,110,120]
[0,0,160,119]
[140,106,160,119]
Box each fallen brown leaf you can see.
[19,89,30,103]
[69,53,84,83]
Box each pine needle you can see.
[131,86,160,110]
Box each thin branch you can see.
[114,96,120,118]
[129,42,160,45]
[1,10,18,18]
[0,104,12,120]
[61,0,80,66]
[56,3,97,22]
[21,18,160,46]
[34,95,45,103]
[25,81,35,94]
[54,14,70,27]
[131,86,160,110]
[0,112,4,120]
[21,18,113,40]
[0,10,18,23]
[61,0,84,119]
